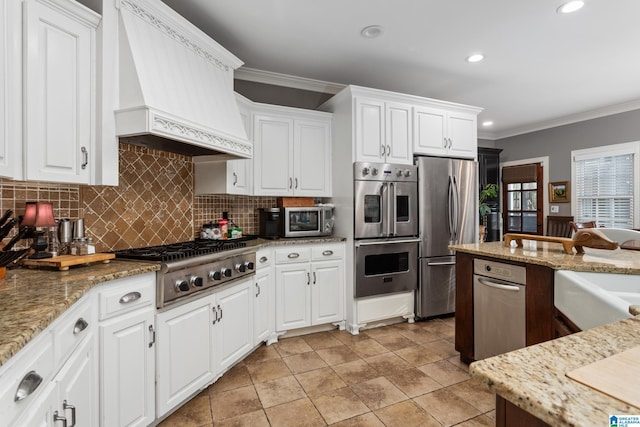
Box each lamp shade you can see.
[34,202,56,228]
[20,202,38,227]
[20,202,56,228]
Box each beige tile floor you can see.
[158,317,495,427]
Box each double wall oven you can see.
[354,162,419,298]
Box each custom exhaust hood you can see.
[115,0,250,158]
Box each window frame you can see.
[570,141,640,228]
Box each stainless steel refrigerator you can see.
[415,156,477,318]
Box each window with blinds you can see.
[571,142,640,228]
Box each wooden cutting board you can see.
[21,253,115,271]
[566,345,640,408]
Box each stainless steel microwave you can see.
[280,206,334,238]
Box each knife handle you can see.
[2,227,31,251]
[0,218,18,240]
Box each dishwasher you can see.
[473,259,527,360]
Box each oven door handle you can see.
[390,182,397,236]
[381,182,389,236]
[427,261,456,267]
[355,238,421,247]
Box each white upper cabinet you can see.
[354,97,412,165]
[319,85,482,163]
[253,104,332,197]
[24,0,99,184]
[413,106,478,158]
[0,0,22,179]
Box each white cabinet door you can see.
[294,118,331,197]
[100,308,155,427]
[227,159,252,194]
[447,111,477,158]
[24,0,97,184]
[413,106,447,156]
[0,0,22,179]
[311,260,344,326]
[56,335,97,427]
[216,279,254,372]
[355,98,385,163]
[254,268,274,345]
[156,297,215,418]
[253,114,294,196]
[385,102,413,165]
[275,263,311,331]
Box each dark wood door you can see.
[502,163,543,235]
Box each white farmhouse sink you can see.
[554,270,640,330]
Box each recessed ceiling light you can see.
[361,25,384,39]
[482,121,494,127]
[557,1,584,14]
[466,54,484,63]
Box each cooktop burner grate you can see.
[115,236,256,262]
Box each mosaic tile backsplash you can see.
[0,143,281,252]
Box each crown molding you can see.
[491,98,640,140]
[234,67,345,95]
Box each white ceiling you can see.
[161,0,640,140]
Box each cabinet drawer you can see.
[311,244,344,261]
[98,273,155,320]
[0,332,53,423]
[256,248,273,269]
[275,247,311,264]
[52,294,93,368]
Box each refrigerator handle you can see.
[447,176,454,240]
[453,175,460,241]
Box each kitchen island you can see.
[471,314,640,426]
[451,240,640,426]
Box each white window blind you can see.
[572,141,640,229]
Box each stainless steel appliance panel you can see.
[354,162,418,239]
[417,255,456,318]
[416,156,477,257]
[355,239,419,298]
[473,259,526,360]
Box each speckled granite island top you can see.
[0,260,159,366]
[450,241,640,274]
[470,315,640,426]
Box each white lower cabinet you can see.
[254,248,275,344]
[156,277,254,418]
[216,280,254,372]
[2,294,97,427]
[275,243,345,332]
[99,274,156,427]
[156,296,215,418]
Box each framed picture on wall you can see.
[549,181,570,203]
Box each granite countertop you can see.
[0,237,346,367]
[470,315,640,426]
[0,260,160,367]
[450,241,640,274]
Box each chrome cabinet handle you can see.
[53,411,68,427]
[148,325,155,348]
[287,252,300,259]
[322,250,333,256]
[81,147,88,170]
[387,144,391,157]
[259,256,268,263]
[256,283,261,297]
[381,144,385,157]
[63,401,76,427]
[232,172,237,186]
[119,291,141,304]
[289,177,293,189]
[295,177,298,189]
[217,305,222,322]
[212,306,217,325]
[306,272,310,285]
[15,371,43,401]
[313,272,316,284]
[73,318,88,335]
